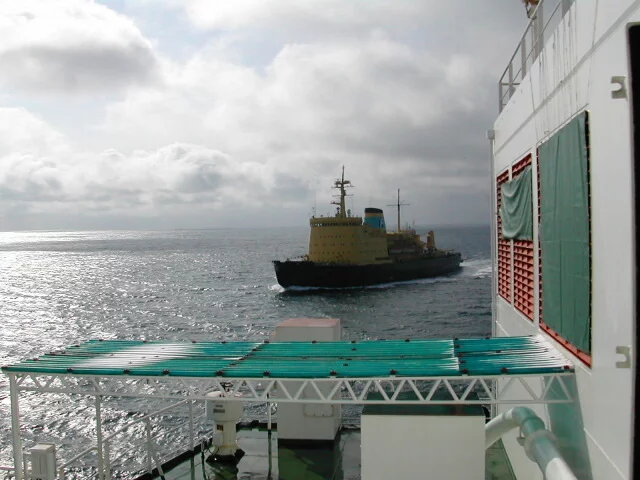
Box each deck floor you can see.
[159,429,515,480]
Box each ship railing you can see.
[499,0,573,112]
[42,398,209,480]
[0,466,15,480]
[285,254,308,261]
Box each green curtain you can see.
[500,165,533,240]
[539,112,591,354]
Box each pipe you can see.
[487,130,497,339]
[485,407,577,480]
[487,130,498,420]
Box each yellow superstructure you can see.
[308,217,389,264]
[305,168,440,265]
[307,169,390,265]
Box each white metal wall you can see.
[492,1,639,478]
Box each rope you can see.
[528,14,542,147]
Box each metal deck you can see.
[156,430,516,480]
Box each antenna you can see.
[313,179,317,218]
[331,165,353,218]
[387,188,409,233]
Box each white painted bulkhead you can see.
[492,1,637,479]
[361,411,485,479]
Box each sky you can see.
[0,0,530,231]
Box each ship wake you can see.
[460,258,492,279]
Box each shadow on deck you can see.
[156,429,515,480]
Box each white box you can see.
[273,318,342,442]
[29,443,57,480]
[361,400,485,479]
[274,318,341,342]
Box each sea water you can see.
[0,225,490,467]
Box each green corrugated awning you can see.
[2,336,571,378]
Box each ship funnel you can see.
[364,208,386,231]
[427,230,436,250]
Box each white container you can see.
[273,318,342,442]
[361,396,485,480]
[29,443,56,480]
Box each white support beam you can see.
[9,374,23,480]
[10,372,575,405]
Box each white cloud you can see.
[0,0,158,93]
[102,33,486,155]
[0,107,303,229]
[0,108,68,156]
[157,0,428,33]
[0,1,532,229]
[0,114,265,206]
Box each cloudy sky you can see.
[0,0,529,231]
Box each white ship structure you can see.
[1,1,639,479]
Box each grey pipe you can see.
[485,407,577,480]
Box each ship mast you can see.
[331,166,352,217]
[387,189,409,232]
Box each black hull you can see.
[273,253,463,288]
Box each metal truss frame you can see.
[8,371,574,405]
[5,371,574,478]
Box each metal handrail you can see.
[498,0,571,111]
[57,399,191,471]
[486,407,578,480]
[55,399,208,479]
[498,0,545,83]
[0,466,15,480]
[107,417,206,470]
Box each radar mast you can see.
[387,189,410,232]
[331,166,352,217]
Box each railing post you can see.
[9,375,23,480]
[531,2,544,62]
[95,395,104,480]
[508,62,515,98]
[103,440,111,480]
[145,418,153,474]
[267,393,272,432]
[538,3,544,53]
[521,36,527,78]
[188,401,195,452]
[22,454,28,480]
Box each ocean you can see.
[0,225,490,468]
